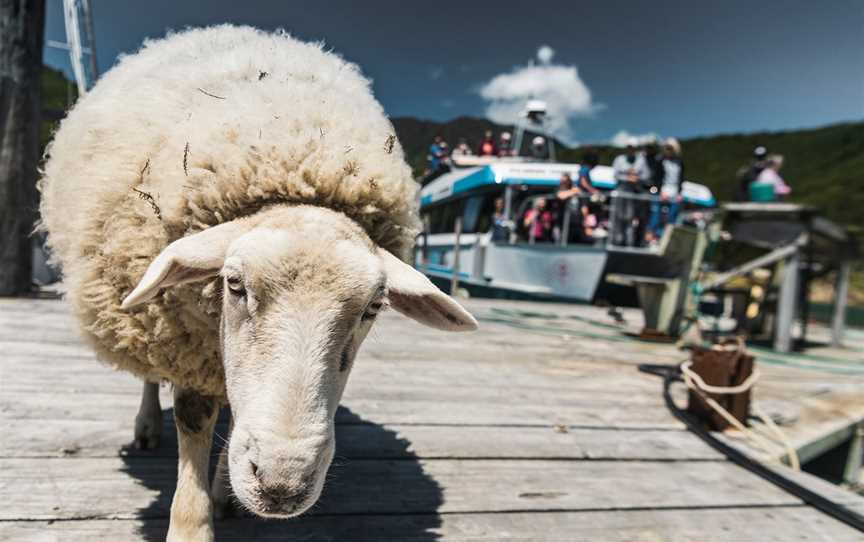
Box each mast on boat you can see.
[512,99,556,161]
[46,0,98,95]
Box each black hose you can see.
[637,363,864,532]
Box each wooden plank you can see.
[0,457,802,521]
[1,392,683,429]
[0,417,722,461]
[0,354,681,406]
[3,507,862,542]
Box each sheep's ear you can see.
[122,221,251,309]
[377,248,478,332]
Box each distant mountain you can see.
[391,116,864,229]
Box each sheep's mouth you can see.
[247,485,314,518]
[232,442,333,519]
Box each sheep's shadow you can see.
[120,406,443,541]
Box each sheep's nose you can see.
[250,459,313,512]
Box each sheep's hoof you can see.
[134,410,163,450]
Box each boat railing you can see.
[514,189,685,249]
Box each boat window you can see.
[425,201,463,234]
[463,193,500,233]
[462,196,484,233]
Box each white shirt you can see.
[612,153,648,183]
[661,159,682,197]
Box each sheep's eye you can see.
[361,300,385,322]
[226,276,246,296]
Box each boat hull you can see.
[416,240,608,303]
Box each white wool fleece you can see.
[38,25,419,397]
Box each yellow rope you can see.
[680,360,800,470]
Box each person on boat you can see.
[490,197,513,242]
[734,145,769,201]
[554,174,581,241]
[752,154,791,201]
[637,139,662,244]
[577,147,600,194]
[427,135,451,174]
[642,137,664,194]
[647,138,684,242]
[576,148,603,240]
[498,132,514,157]
[522,198,554,243]
[554,173,591,244]
[530,136,549,160]
[612,141,649,184]
[477,130,499,156]
[556,173,582,200]
[452,138,473,158]
[611,141,648,246]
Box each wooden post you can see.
[843,421,864,485]
[450,216,461,295]
[831,260,851,347]
[0,0,45,296]
[774,250,800,353]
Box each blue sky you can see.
[44,0,863,145]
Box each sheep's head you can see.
[121,205,476,517]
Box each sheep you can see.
[38,25,477,542]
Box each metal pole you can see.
[560,201,571,247]
[450,216,462,295]
[775,249,800,353]
[62,0,88,95]
[798,227,813,348]
[608,191,617,246]
[699,242,800,292]
[421,215,429,275]
[503,187,513,220]
[472,236,486,281]
[82,0,98,79]
[832,260,851,347]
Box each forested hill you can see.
[391,117,864,229]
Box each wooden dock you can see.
[1,297,863,541]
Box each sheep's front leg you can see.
[168,387,218,542]
[134,381,163,449]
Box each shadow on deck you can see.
[120,406,443,541]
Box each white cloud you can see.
[610,130,660,148]
[478,46,596,144]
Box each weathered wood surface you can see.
[2,418,723,460]
[5,507,860,542]
[4,507,861,542]
[3,457,807,521]
[1,297,863,541]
